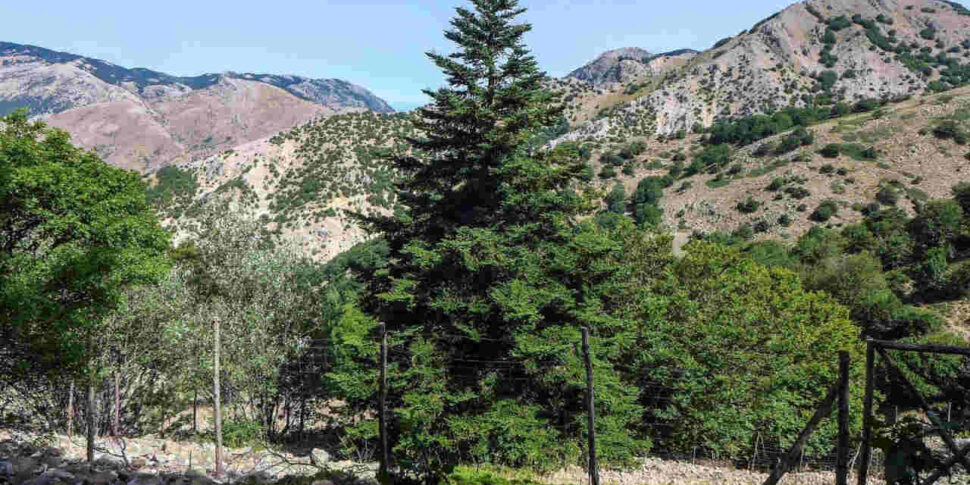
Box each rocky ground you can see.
[0,430,374,485]
[0,429,899,485]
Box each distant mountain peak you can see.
[0,41,395,173]
[0,41,393,114]
[567,46,698,85]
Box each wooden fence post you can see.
[763,384,838,485]
[581,328,599,485]
[857,339,875,485]
[213,319,224,477]
[378,323,389,482]
[837,351,850,485]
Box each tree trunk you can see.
[87,377,96,463]
[193,387,198,433]
[213,320,224,477]
[112,371,120,437]
[66,380,75,438]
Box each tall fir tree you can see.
[357,0,646,481]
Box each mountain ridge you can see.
[0,41,395,172]
[0,41,394,114]
[10,0,970,264]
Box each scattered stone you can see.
[93,455,126,469]
[309,449,330,467]
[92,470,119,485]
[126,474,163,485]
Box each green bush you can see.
[877,186,900,206]
[736,197,762,214]
[828,15,852,31]
[811,200,840,222]
[146,166,199,207]
[776,127,815,154]
[447,468,545,485]
[605,184,627,214]
[952,181,970,214]
[786,186,811,199]
[932,120,968,144]
[221,419,265,447]
[840,144,878,161]
[697,143,732,170]
[820,144,841,158]
[641,242,864,457]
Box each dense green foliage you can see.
[631,176,669,227]
[707,101,880,147]
[320,2,866,481]
[146,166,198,207]
[0,110,171,378]
[727,185,970,340]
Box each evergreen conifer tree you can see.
[357,0,645,481]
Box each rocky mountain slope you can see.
[567,47,697,86]
[562,0,970,141]
[143,0,970,262]
[150,111,417,261]
[0,42,392,172]
[15,0,968,262]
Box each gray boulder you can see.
[309,448,330,467]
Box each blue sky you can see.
[1,0,796,111]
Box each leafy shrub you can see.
[953,181,970,214]
[706,105,847,147]
[605,184,627,214]
[146,166,198,207]
[786,186,811,199]
[811,200,840,222]
[932,120,968,144]
[697,143,732,170]
[221,419,265,447]
[645,242,863,457]
[819,70,839,91]
[633,176,668,227]
[877,186,900,206]
[776,127,815,154]
[820,144,841,158]
[828,15,852,31]
[736,197,762,214]
[840,144,878,161]
[448,468,546,485]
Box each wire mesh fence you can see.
[5,330,970,485]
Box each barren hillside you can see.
[0,42,392,172]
